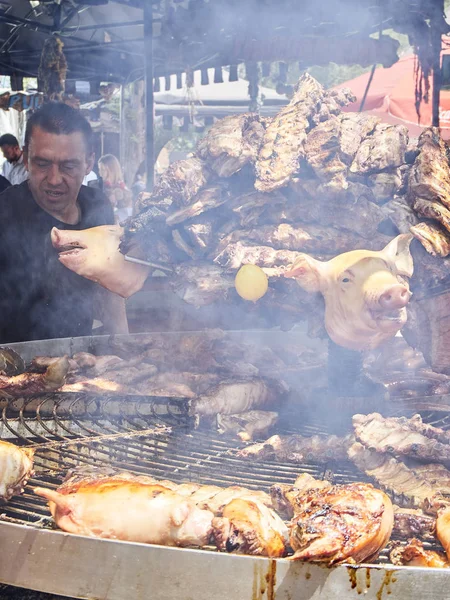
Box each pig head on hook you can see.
[284,234,414,352]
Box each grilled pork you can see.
[410,221,450,257]
[213,498,287,557]
[348,442,450,512]
[349,123,408,175]
[216,410,278,441]
[393,508,436,540]
[289,482,394,564]
[151,156,211,208]
[190,379,287,416]
[166,185,231,227]
[0,440,34,501]
[197,113,266,178]
[390,539,449,568]
[255,73,324,192]
[412,198,450,235]
[238,433,354,463]
[353,413,450,463]
[57,468,272,514]
[0,356,68,397]
[34,482,214,548]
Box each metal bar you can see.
[124,254,173,272]
[144,1,154,192]
[431,1,444,127]
[62,19,144,33]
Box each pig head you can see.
[51,225,150,298]
[284,234,414,351]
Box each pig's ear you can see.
[381,233,414,278]
[284,254,325,293]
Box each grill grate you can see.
[1,395,450,564]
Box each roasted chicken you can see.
[288,482,394,564]
[0,440,34,501]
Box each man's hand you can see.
[94,286,129,334]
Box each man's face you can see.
[1,144,20,162]
[24,126,94,215]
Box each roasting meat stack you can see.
[120,73,450,341]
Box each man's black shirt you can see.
[0,182,114,342]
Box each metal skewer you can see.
[124,255,173,273]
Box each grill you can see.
[1,333,450,600]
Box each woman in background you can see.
[98,154,132,223]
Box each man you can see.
[0,102,128,343]
[0,133,28,185]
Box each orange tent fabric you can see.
[335,40,450,139]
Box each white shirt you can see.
[83,171,98,186]
[2,154,28,185]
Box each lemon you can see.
[235,264,268,302]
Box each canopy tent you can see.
[335,40,450,139]
[154,68,287,123]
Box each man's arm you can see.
[94,285,129,334]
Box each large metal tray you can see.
[0,332,448,599]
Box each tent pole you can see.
[144,1,154,192]
[431,2,444,128]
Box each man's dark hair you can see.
[0,133,19,147]
[24,102,93,154]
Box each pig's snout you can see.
[379,285,410,310]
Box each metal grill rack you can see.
[1,392,450,598]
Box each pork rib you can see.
[255,74,324,192]
[352,412,450,463]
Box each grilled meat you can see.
[212,498,287,557]
[60,377,134,394]
[338,113,379,164]
[347,442,450,511]
[213,241,303,271]
[411,221,450,257]
[390,539,449,567]
[184,222,214,254]
[152,156,211,208]
[190,379,287,416]
[352,413,450,463]
[367,170,404,203]
[289,482,393,564]
[166,185,231,227]
[270,473,332,518]
[171,263,234,307]
[34,482,214,548]
[197,113,266,177]
[436,508,450,560]
[30,355,79,374]
[304,116,346,181]
[57,468,271,515]
[412,198,450,235]
[226,223,373,254]
[255,74,324,192]
[408,128,450,210]
[0,440,34,501]
[384,197,420,233]
[393,507,436,540]
[0,356,68,397]
[216,410,278,441]
[350,123,408,175]
[237,433,354,463]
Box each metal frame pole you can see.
[144,0,154,192]
[431,0,444,128]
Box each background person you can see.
[0,102,128,343]
[0,133,28,185]
[98,154,132,222]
